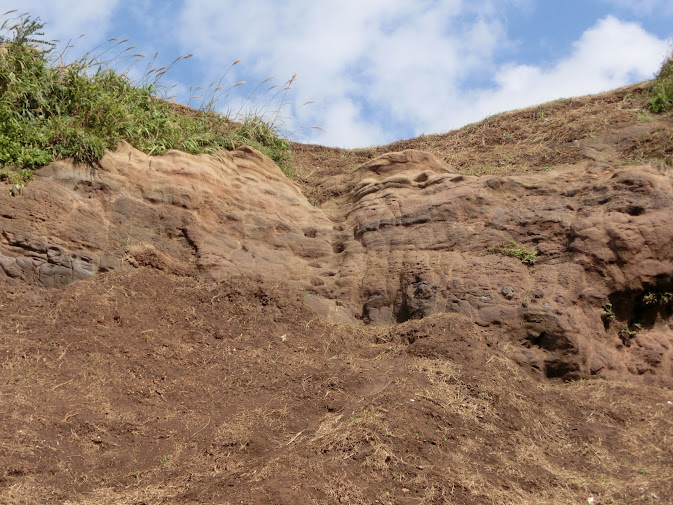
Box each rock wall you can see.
[1,144,672,383]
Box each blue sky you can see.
[2,1,672,147]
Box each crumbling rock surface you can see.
[1,143,672,383]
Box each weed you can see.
[487,240,537,265]
[643,292,657,305]
[636,109,654,122]
[602,303,616,325]
[647,53,673,113]
[642,291,673,306]
[0,167,33,194]
[618,323,642,346]
[351,410,379,423]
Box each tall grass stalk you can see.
[0,12,297,180]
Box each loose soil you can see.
[1,270,672,504]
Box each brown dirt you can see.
[2,83,673,505]
[1,269,672,504]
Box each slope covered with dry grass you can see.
[1,270,672,505]
[291,81,673,204]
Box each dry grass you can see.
[290,82,673,205]
[1,272,672,504]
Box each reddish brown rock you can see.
[2,144,672,383]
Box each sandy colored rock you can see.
[1,144,672,383]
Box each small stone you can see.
[486,178,501,190]
[501,286,515,300]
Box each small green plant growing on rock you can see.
[642,291,673,306]
[0,167,34,195]
[487,240,537,265]
[351,410,379,423]
[619,322,642,346]
[643,292,657,305]
[602,302,616,325]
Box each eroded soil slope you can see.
[1,270,672,505]
[1,84,673,504]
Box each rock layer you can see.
[1,144,672,383]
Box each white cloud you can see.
[178,0,503,147]
[457,16,670,129]
[317,99,388,147]
[0,1,120,45]
[179,3,668,148]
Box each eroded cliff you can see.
[2,138,672,385]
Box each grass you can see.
[0,166,33,194]
[486,240,537,265]
[0,13,292,181]
[647,53,673,113]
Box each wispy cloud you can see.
[599,0,673,16]
[178,0,509,146]
[178,2,668,147]
[0,0,120,45]
[457,16,670,128]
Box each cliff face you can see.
[2,139,672,384]
[2,85,673,504]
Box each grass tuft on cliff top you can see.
[647,54,673,113]
[0,14,291,178]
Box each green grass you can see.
[0,166,33,194]
[0,14,291,181]
[487,240,537,265]
[647,54,673,113]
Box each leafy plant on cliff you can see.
[0,166,33,194]
[618,322,642,346]
[0,12,292,183]
[647,53,673,113]
[602,302,616,325]
[642,291,673,306]
[487,240,537,265]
